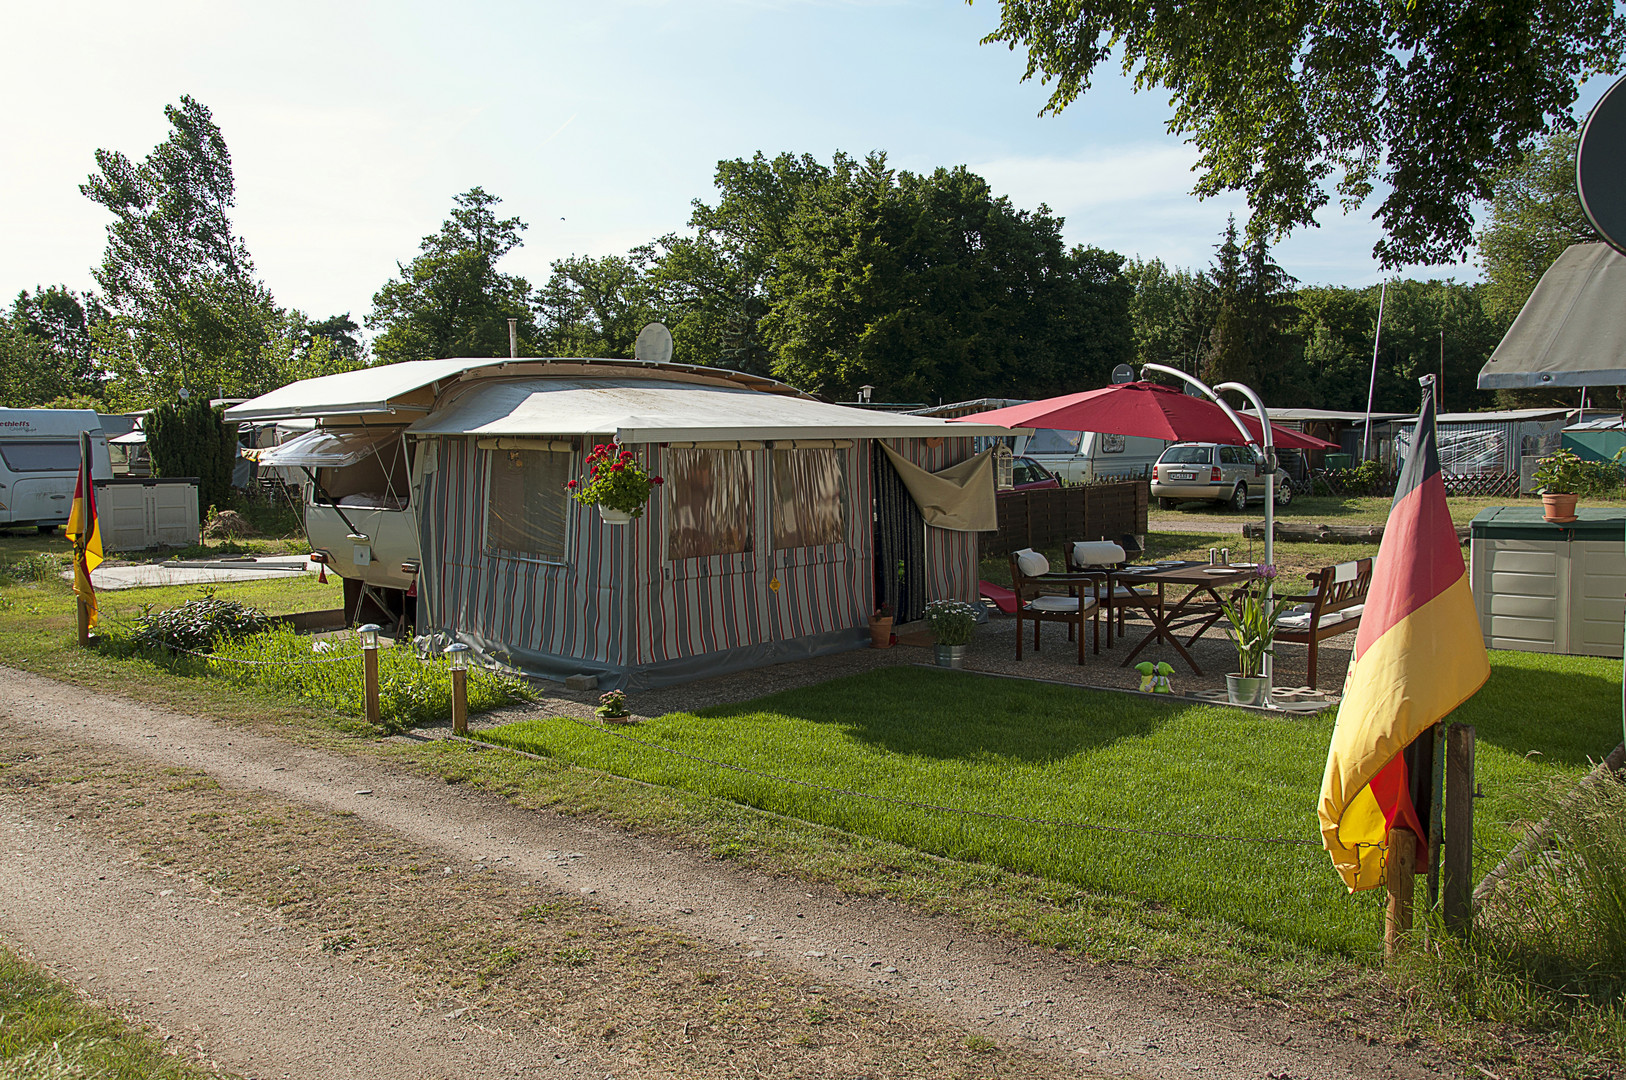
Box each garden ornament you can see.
[1154,662,1174,693]
[1135,662,1156,693]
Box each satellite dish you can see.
[1111,363,1136,385]
[634,322,674,364]
[1578,74,1626,256]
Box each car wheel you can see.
[1229,483,1248,511]
[1159,497,1182,511]
[1274,480,1293,507]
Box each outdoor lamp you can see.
[444,642,470,670]
[357,623,382,651]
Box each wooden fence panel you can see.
[984,481,1149,555]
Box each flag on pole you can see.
[1319,388,1489,890]
[64,433,103,629]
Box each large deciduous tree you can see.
[535,247,666,358]
[1476,129,1602,325]
[367,188,537,364]
[81,95,277,404]
[981,0,1626,266]
[3,286,109,407]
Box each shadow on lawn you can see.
[1452,652,1623,769]
[698,668,1175,763]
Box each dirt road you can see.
[0,667,1458,1079]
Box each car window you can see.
[1012,461,1034,485]
[1218,446,1239,465]
[1160,445,1211,465]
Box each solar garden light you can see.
[357,623,382,728]
[445,642,471,736]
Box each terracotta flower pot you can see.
[869,616,894,649]
[1541,492,1579,523]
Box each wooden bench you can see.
[1273,558,1373,689]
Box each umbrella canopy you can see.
[950,382,1338,450]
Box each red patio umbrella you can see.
[950,382,1337,450]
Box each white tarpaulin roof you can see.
[1479,242,1626,389]
[223,359,490,423]
[255,427,398,468]
[406,376,1021,441]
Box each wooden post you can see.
[76,596,91,647]
[362,646,380,728]
[1443,723,1477,934]
[1426,724,1446,910]
[1385,827,1417,959]
[451,667,468,736]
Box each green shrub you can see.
[131,594,270,653]
[0,553,62,587]
[145,398,238,523]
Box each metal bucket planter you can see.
[1225,673,1267,706]
[935,644,967,669]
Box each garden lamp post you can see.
[357,623,382,728]
[445,642,470,735]
[1141,364,1279,702]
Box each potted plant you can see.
[1533,448,1585,523]
[568,442,663,524]
[1216,565,1290,706]
[595,689,633,724]
[869,603,894,649]
[924,598,977,669]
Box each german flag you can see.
[64,436,103,629]
[1318,390,1489,891]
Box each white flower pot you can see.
[598,505,634,525]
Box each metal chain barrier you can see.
[160,643,364,667]
[473,713,1321,849]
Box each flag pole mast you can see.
[75,430,92,647]
[1363,281,1388,461]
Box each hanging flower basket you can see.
[567,442,663,524]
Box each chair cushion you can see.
[1333,561,1360,583]
[1277,604,1363,632]
[1015,548,1050,577]
[1072,541,1126,567]
[1027,594,1096,613]
[1091,584,1143,600]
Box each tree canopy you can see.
[367,188,537,364]
[981,0,1626,267]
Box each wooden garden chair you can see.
[1009,549,1103,664]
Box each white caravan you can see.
[1021,428,1169,484]
[0,408,112,532]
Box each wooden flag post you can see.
[1385,828,1417,959]
[1442,723,1477,934]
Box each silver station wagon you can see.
[1150,442,1293,511]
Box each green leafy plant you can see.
[1216,566,1291,678]
[144,397,239,523]
[131,593,270,653]
[596,689,630,719]
[1533,448,1589,496]
[923,599,978,647]
[568,442,662,516]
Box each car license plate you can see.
[1170,471,1195,480]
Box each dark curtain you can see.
[872,446,926,622]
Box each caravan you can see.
[1021,428,1169,484]
[0,408,111,532]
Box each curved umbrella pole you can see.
[1142,364,1279,707]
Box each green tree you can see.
[535,247,665,358]
[3,287,109,407]
[763,153,1131,402]
[366,188,536,364]
[1476,129,1602,325]
[81,95,278,404]
[1124,257,1212,376]
[145,397,238,520]
[982,0,1626,266]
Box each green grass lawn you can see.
[1153,493,1626,527]
[476,650,1621,961]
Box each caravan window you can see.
[771,448,846,549]
[1027,429,1082,455]
[666,448,754,560]
[0,441,80,472]
[486,448,571,561]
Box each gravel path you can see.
[0,667,1454,1080]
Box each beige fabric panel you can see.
[878,443,997,532]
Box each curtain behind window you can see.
[486,449,571,560]
[666,448,753,560]
[772,448,845,549]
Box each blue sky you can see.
[1,1,1610,330]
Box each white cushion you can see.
[1277,606,1362,632]
[1091,584,1142,600]
[1015,548,1050,577]
[1072,541,1126,567]
[1027,595,1096,612]
[1333,561,1360,583]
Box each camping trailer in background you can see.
[227,358,1016,687]
[1021,428,1169,483]
[0,408,111,532]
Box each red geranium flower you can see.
[611,462,624,472]
[652,476,664,485]
[565,479,577,489]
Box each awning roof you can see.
[406,377,1022,441]
[1239,407,1408,423]
[256,427,398,468]
[1478,243,1626,389]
